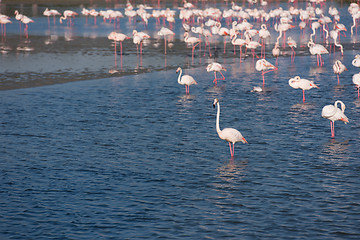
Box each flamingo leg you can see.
[213,72,217,86]
[302,89,305,103]
[262,72,265,86]
[164,36,167,55]
[228,142,234,157]
[330,121,335,138]
[219,71,225,80]
[337,74,340,85]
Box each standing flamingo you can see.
[288,76,319,103]
[353,73,360,98]
[230,32,246,62]
[132,30,150,56]
[255,59,277,86]
[287,36,297,63]
[0,15,11,37]
[333,60,347,84]
[321,100,349,138]
[108,31,129,67]
[20,16,34,39]
[308,39,329,67]
[272,43,280,65]
[259,24,271,58]
[176,67,197,94]
[60,10,78,26]
[183,32,200,62]
[213,98,247,158]
[158,27,175,55]
[207,62,227,86]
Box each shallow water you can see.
[1,0,360,239]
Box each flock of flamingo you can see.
[1,0,360,158]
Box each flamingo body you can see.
[322,100,349,138]
[176,67,197,94]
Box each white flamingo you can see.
[352,54,360,67]
[321,100,349,138]
[176,67,197,94]
[158,27,175,55]
[333,60,347,84]
[288,76,319,103]
[207,62,226,86]
[256,59,277,86]
[213,98,247,158]
[352,73,360,98]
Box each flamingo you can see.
[158,27,175,55]
[207,62,226,86]
[272,43,280,65]
[183,32,200,61]
[352,55,360,67]
[89,9,99,25]
[330,29,344,55]
[353,73,360,98]
[307,39,329,67]
[43,8,60,26]
[20,16,34,39]
[0,15,11,37]
[255,59,277,86]
[333,60,347,84]
[245,32,261,60]
[108,31,129,67]
[133,30,150,55]
[321,100,349,138]
[259,24,270,58]
[213,98,247,158]
[14,10,24,32]
[230,32,246,62]
[287,36,297,63]
[288,76,319,103]
[60,10,78,25]
[216,22,230,54]
[176,67,197,94]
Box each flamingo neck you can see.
[216,102,221,134]
[177,69,182,84]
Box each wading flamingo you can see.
[272,43,280,65]
[176,67,197,94]
[213,98,247,158]
[321,100,349,138]
[60,10,78,25]
[288,76,319,103]
[352,73,360,98]
[308,39,329,67]
[230,32,246,62]
[207,62,226,86]
[333,60,347,84]
[255,59,277,86]
[184,32,200,61]
[352,54,360,67]
[158,27,175,55]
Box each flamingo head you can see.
[213,98,219,108]
[176,67,181,73]
[310,82,319,88]
[241,137,248,144]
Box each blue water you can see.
[1,0,360,239]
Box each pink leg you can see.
[219,71,225,80]
[164,37,167,55]
[337,74,340,85]
[302,89,305,103]
[262,72,265,86]
[213,72,217,86]
[228,142,234,157]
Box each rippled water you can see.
[1,0,360,239]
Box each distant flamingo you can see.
[60,10,78,26]
[108,31,129,67]
[230,32,246,62]
[255,59,277,86]
[0,15,11,37]
[43,8,60,26]
[272,43,280,65]
[259,24,271,58]
[352,55,360,67]
[287,36,297,63]
[176,67,197,94]
[14,10,24,32]
[158,27,175,55]
[207,62,226,86]
[20,16,34,39]
[321,100,349,138]
[213,98,248,158]
[132,30,150,55]
[308,39,329,67]
[183,32,200,61]
[333,60,347,84]
[352,73,360,98]
[288,76,319,103]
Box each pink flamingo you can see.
[0,15,11,37]
[158,27,175,55]
[60,10,78,26]
[322,100,349,138]
[287,37,297,63]
[184,32,200,62]
[333,60,347,84]
[256,59,277,86]
[21,16,34,39]
[288,76,319,103]
[207,62,226,86]
[308,39,329,67]
[352,73,360,98]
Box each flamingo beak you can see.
[213,103,216,108]
[242,137,248,144]
[311,83,319,88]
[340,118,349,123]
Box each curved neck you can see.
[276,30,282,45]
[216,102,221,134]
[335,100,345,113]
[177,69,182,84]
